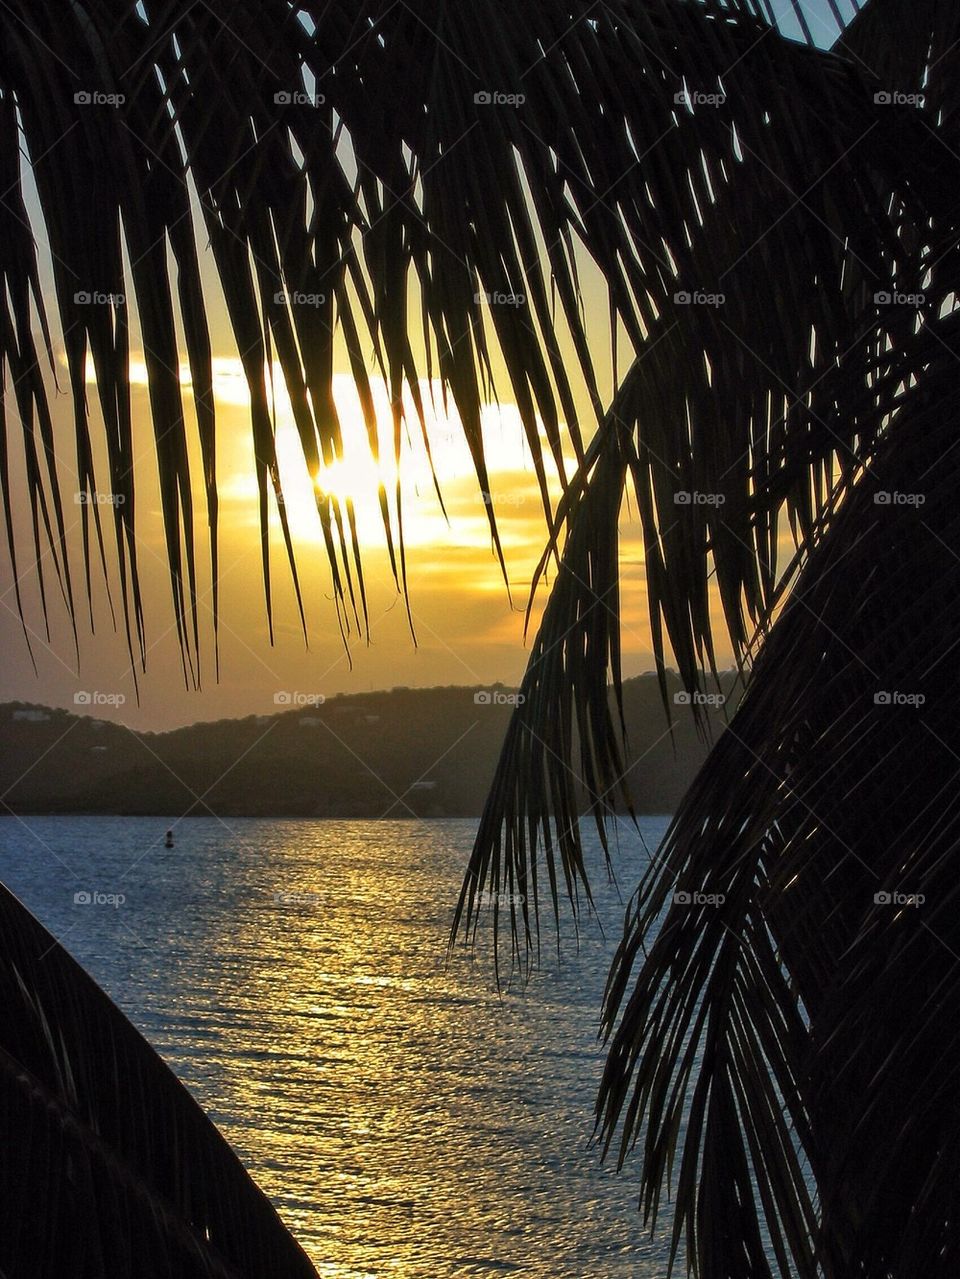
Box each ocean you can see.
[0,815,676,1278]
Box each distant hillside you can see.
[0,674,740,818]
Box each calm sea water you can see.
[0,815,675,1278]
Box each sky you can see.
[0,332,672,730]
[0,0,855,731]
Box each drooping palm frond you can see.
[453,401,637,974]
[0,0,894,683]
[598,315,960,1277]
[0,881,319,1278]
[453,2,960,1275]
[454,0,958,951]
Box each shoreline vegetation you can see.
[1,671,738,819]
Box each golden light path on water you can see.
[0,815,686,1278]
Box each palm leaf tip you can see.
[0,883,318,1278]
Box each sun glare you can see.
[86,356,573,554]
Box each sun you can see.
[312,456,383,506]
[89,354,570,554]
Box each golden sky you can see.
[0,88,779,733]
[0,338,692,729]
[0,0,855,730]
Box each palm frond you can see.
[452,400,636,976]
[452,0,960,961]
[0,881,318,1277]
[597,316,960,1277]
[0,0,918,678]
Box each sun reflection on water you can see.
[0,815,673,1278]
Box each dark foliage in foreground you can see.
[0,882,317,1277]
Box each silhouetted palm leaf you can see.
[454,2,960,1276]
[456,0,956,947]
[0,882,318,1277]
[2,0,901,680]
[597,317,960,1276]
